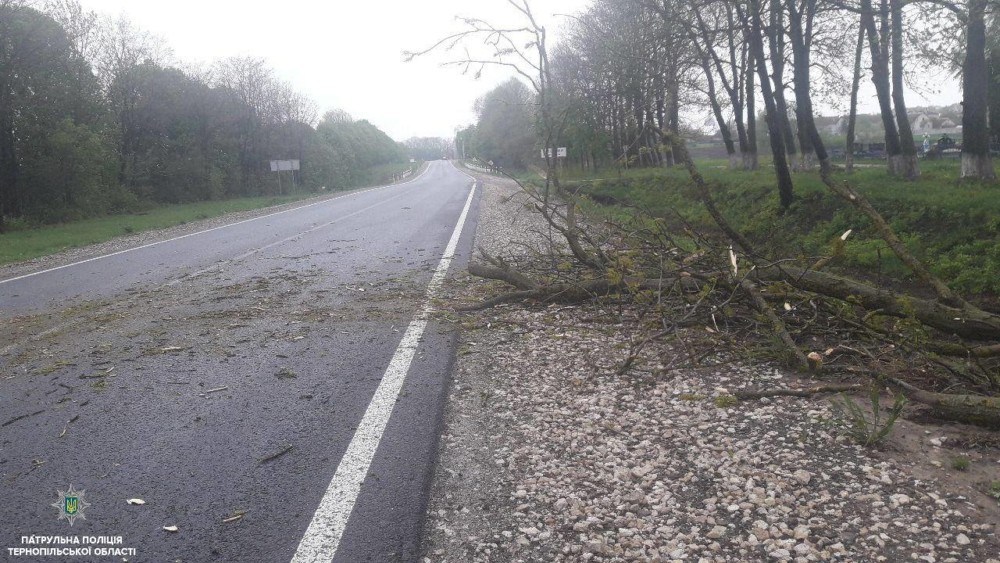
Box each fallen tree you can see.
[411,0,1000,429]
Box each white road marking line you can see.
[0,167,429,286]
[291,179,477,563]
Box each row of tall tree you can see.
[454,0,997,200]
[0,0,406,230]
[454,78,537,170]
[403,136,454,160]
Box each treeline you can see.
[0,0,405,230]
[403,137,454,161]
[456,0,999,190]
[454,79,537,170]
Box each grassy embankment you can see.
[0,161,420,266]
[552,159,1000,298]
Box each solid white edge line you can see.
[0,166,430,286]
[290,178,477,563]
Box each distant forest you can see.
[0,1,408,230]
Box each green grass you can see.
[0,162,427,266]
[357,161,422,186]
[0,192,322,265]
[558,158,1000,297]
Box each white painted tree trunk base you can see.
[961,153,997,180]
[888,154,920,180]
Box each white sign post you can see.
[269,160,300,192]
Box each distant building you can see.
[909,112,960,136]
[814,105,963,142]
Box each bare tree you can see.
[681,0,759,170]
[215,56,274,192]
[45,0,99,62]
[738,0,797,207]
[845,19,866,173]
[94,14,170,184]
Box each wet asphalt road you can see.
[0,161,480,562]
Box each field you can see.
[555,158,1000,298]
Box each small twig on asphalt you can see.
[222,510,247,523]
[258,444,293,465]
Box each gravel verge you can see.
[422,174,1000,562]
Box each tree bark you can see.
[743,0,795,208]
[755,265,997,339]
[735,383,862,400]
[846,21,865,174]
[889,0,919,179]
[745,47,760,170]
[786,0,830,175]
[960,0,997,181]
[886,377,1000,428]
[766,0,799,169]
[860,0,903,173]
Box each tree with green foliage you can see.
[466,78,536,170]
[0,1,109,230]
[403,137,453,161]
[0,0,407,229]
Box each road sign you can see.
[269,160,300,172]
[540,148,567,158]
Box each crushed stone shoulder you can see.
[422,171,1000,562]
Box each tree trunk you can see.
[694,47,737,168]
[755,265,998,339]
[665,82,679,167]
[886,377,1000,428]
[787,0,830,174]
[961,0,997,180]
[766,4,799,170]
[745,0,794,208]
[889,0,919,179]
[0,102,15,233]
[861,0,902,173]
[846,21,865,174]
[693,7,752,171]
[745,49,759,170]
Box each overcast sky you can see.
[74,0,960,142]
[74,0,592,141]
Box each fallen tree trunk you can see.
[755,265,1000,340]
[468,258,538,291]
[734,383,862,400]
[926,341,1000,359]
[818,170,963,308]
[464,260,686,311]
[457,277,672,311]
[886,377,1000,428]
[740,276,810,371]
